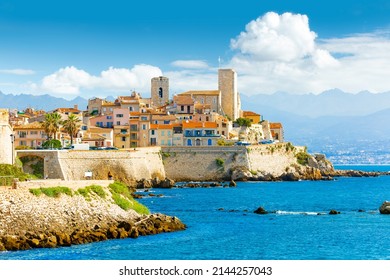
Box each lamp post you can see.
[10,134,15,165]
[61,136,65,148]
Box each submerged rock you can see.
[254,207,268,214]
[329,209,341,215]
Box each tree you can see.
[41,112,62,139]
[234,117,252,127]
[62,113,81,145]
[42,139,62,149]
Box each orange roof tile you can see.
[270,122,283,129]
[242,111,260,117]
[150,124,174,129]
[182,121,218,129]
[13,121,43,129]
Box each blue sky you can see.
[2,0,390,99]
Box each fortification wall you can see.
[161,146,249,181]
[58,147,165,182]
[162,144,303,181]
[246,144,304,176]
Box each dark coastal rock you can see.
[229,180,237,187]
[152,178,175,188]
[254,207,268,214]
[329,210,341,215]
[379,201,390,214]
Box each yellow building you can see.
[149,124,174,146]
[242,111,261,124]
[13,122,47,148]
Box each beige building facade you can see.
[0,109,13,164]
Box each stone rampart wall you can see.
[162,146,249,181]
[58,147,165,182]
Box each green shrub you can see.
[29,186,73,198]
[88,184,106,198]
[112,193,131,210]
[40,186,73,197]
[29,188,42,196]
[215,158,225,168]
[109,181,150,214]
[296,152,310,165]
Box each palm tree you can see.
[62,113,81,145]
[41,112,62,139]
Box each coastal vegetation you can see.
[28,181,150,215]
[29,186,73,197]
[215,158,225,168]
[0,163,35,185]
[296,151,310,165]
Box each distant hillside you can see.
[0,92,88,111]
[241,89,390,118]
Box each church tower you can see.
[151,76,169,107]
[219,69,241,121]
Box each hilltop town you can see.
[0,69,283,162]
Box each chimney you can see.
[74,105,78,110]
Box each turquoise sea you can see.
[1,165,390,260]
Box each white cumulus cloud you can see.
[37,64,162,96]
[0,69,35,75]
[171,60,209,69]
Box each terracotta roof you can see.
[182,121,217,129]
[55,108,81,113]
[151,115,177,120]
[13,121,43,129]
[87,126,113,133]
[150,124,174,130]
[270,122,283,129]
[178,90,220,96]
[194,103,211,109]
[173,95,194,104]
[242,111,260,117]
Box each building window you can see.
[161,140,165,145]
[129,107,133,112]
[195,139,201,146]
[107,122,113,128]
[116,114,124,118]
[106,116,112,119]
[161,131,165,136]
[151,130,155,135]
[181,105,184,112]
[187,139,192,146]
[30,131,38,135]
[121,129,127,134]
[116,121,121,125]
[141,116,148,121]
[167,139,171,146]
[159,87,163,98]
[18,131,27,138]
[142,124,147,130]
[167,131,171,136]
[122,136,126,142]
[208,139,212,146]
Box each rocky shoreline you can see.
[0,185,185,251]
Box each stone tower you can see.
[0,109,13,164]
[218,69,241,121]
[151,76,169,107]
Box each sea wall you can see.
[161,143,305,181]
[161,146,249,181]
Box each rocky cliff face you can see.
[0,185,185,251]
